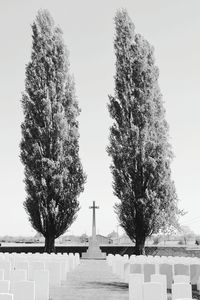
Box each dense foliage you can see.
[108,9,179,254]
[20,10,86,252]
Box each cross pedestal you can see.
[82,201,106,260]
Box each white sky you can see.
[0,0,199,237]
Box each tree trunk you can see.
[44,236,55,253]
[135,235,145,255]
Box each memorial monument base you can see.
[82,240,106,260]
[83,201,106,259]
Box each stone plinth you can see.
[82,240,106,260]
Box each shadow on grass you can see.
[84,281,128,291]
[192,290,200,300]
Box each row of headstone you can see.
[0,252,80,300]
[107,254,196,300]
[107,253,200,287]
[129,273,193,300]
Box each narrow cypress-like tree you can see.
[20,9,86,253]
[108,9,179,255]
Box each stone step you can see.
[82,240,106,260]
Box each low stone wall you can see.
[0,245,88,256]
[100,245,200,258]
[0,245,200,258]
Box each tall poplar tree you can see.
[20,10,86,253]
[108,9,179,254]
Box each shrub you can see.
[153,236,161,245]
[178,238,185,245]
[195,238,200,245]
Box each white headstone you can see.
[0,270,4,281]
[9,269,27,292]
[143,263,156,282]
[150,274,167,300]
[55,258,68,281]
[0,294,13,300]
[28,261,45,280]
[190,264,200,285]
[124,263,130,283]
[12,281,35,300]
[173,275,190,283]
[45,261,61,287]
[10,269,27,281]
[176,298,193,300]
[68,254,75,272]
[120,257,129,280]
[74,253,80,266]
[0,281,10,293]
[129,273,144,300]
[130,263,142,274]
[143,282,163,300]
[172,283,192,300]
[32,270,49,300]
[14,261,29,273]
[115,258,123,277]
[0,262,11,280]
[174,264,190,276]
[159,263,173,289]
[107,254,114,266]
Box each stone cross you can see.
[89,201,99,241]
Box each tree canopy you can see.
[20,9,86,252]
[108,9,179,254]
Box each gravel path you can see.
[50,259,129,300]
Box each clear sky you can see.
[0,0,199,237]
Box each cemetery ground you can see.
[50,259,200,300]
[50,259,129,300]
[2,244,200,299]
